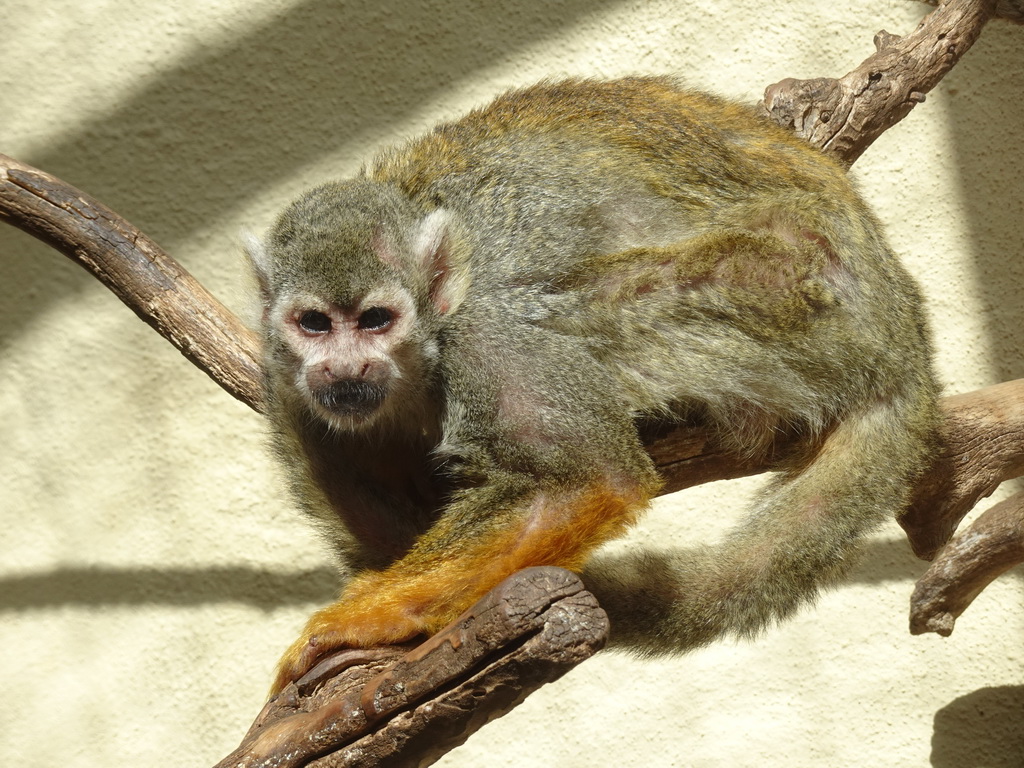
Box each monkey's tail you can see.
[582,391,936,655]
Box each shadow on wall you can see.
[0,0,623,349]
[945,21,1024,382]
[1,537,996,612]
[931,686,1024,768]
[0,564,338,611]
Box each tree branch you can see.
[910,491,1024,636]
[901,380,1024,559]
[762,0,996,165]
[214,567,606,768]
[0,154,265,412]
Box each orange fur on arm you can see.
[270,482,651,694]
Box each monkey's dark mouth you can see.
[312,380,387,417]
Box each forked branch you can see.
[910,492,1024,636]
[761,0,996,164]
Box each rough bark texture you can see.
[910,492,1024,636]
[900,380,1024,560]
[0,154,265,412]
[762,0,996,165]
[214,567,607,768]
[1,1,1019,765]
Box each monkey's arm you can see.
[271,327,659,694]
[271,479,648,693]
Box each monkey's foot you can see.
[268,568,474,695]
[270,603,428,696]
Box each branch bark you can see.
[214,567,606,768]
[910,491,1024,636]
[762,0,996,165]
[900,380,1024,559]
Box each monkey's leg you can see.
[271,473,657,694]
[582,392,935,655]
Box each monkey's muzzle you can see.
[313,379,387,417]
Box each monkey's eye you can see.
[298,310,332,334]
[357,307,394,331]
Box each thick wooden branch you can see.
[900,380,1024,559]
[214,567,606,768]
[0,154,265,412]
[762,0,996,165]
[910,491,1024,636]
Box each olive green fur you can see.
[252,76,940,655]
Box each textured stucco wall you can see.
[2,2,1022,766]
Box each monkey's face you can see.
[271,284,431,432]
[249,182,469,433]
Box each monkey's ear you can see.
[413,209,469,315]
[241,230,274,307]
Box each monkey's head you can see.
[247,180,469,432]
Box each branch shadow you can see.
[944,21,1024,381]
[931,686,1024,768]
[0,565,337,612]
[2,537,982,613]
[0,0,622,348]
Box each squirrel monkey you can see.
[247,77,939,694]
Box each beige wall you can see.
[2,2,1022,766]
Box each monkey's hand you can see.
[270,480,653,695]
[270,569,450,696]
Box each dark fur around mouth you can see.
[313,379,386,416]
